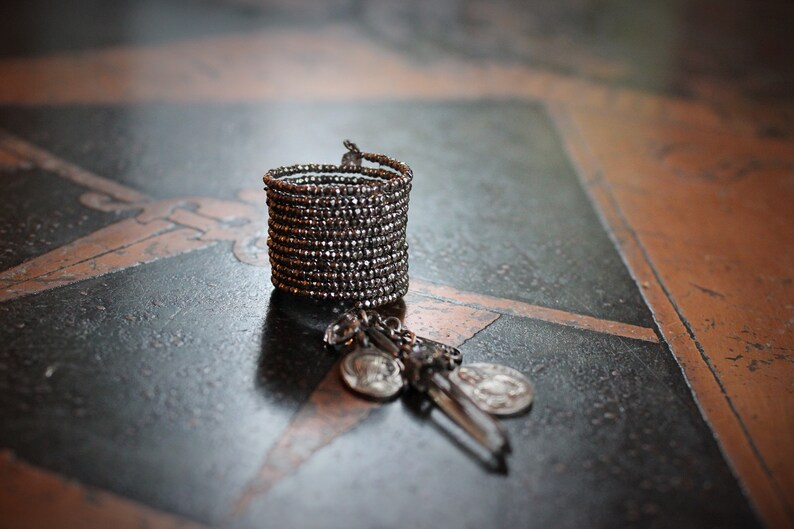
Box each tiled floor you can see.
[0,2,791,528]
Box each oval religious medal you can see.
[340,347,405,400]
[450,363,534,416]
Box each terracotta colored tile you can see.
[0,130,149,204]
[552,105,794,529]
[230,294,498,518]
[1,227,212,302]
[410,278,659,343]
[0,219,172,283]
[0,29,728,130]
[0,451,209,529]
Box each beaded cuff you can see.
[263,141,413,307]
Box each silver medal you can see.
[340,347,405,400]
[450,363,534,416]
[327,309,531,457]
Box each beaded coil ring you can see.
[263,141,413,308]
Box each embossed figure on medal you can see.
[324,308,534,458]
[265,142,534,461]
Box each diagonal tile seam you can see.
[0,281,666,528]
[225,284,660,519]
[456,313,503,350]
[226,296,502,520]
[0,114,664,527]
[547,102,792,529]
[1,220,179,284]
[0,27,767,136]
[226,356,379,520]
[409,278,659,344]
[0,129,660,344]
[0,129,150,204]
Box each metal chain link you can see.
[325,309,462,375]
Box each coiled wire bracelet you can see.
[263,141,413,308]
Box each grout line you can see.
[547,102,792,529]
[409,278,659,343]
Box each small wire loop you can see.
[343,139,360,153]
[382,316,402,333]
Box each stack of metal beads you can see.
[264,141,413,308]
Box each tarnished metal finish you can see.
[450,363,534,416]
[0,100,763,529]
[425,370,511,456]
[264,141,412,308]
[327,309,513,457]
[1,0,782,521]
[412,337,463,370]
[339,347,405,400]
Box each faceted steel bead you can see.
[264,144,412,307]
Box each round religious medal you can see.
[340,347,405,400]
[450,363,534,416]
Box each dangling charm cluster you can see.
[325,309,534,458]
